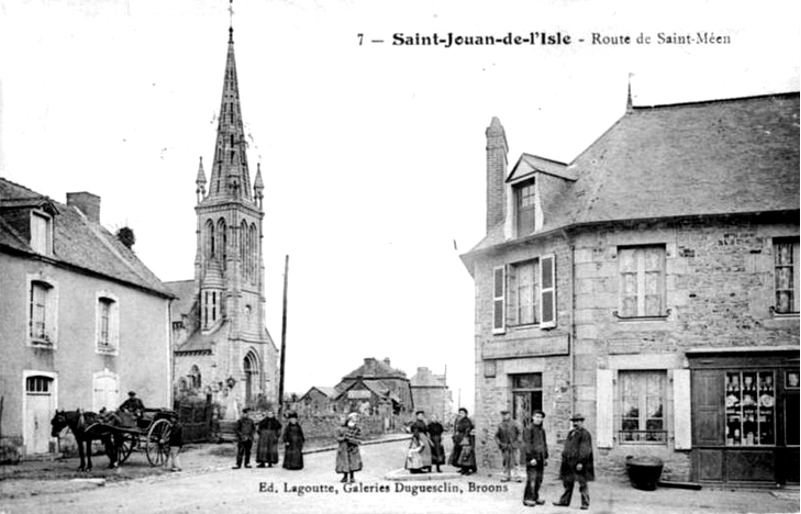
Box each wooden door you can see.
[692,370,724,481]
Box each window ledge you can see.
[29,338,55,349]
[613,309,671,322]
[96,346,118,356]
[768,307,799,319]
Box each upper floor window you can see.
[493,255,556,334]
[30,211,52,255]
[515,179,537,237]
[619,370,667,444]
[774,238,799,314]
[618,245,666,318]
[509,259,539,326]
[28,278,57,346]
[96,295,119,353]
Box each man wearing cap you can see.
[522,410,548,507]
[119,391,145,415]
[494,409,522,482]
[554,413,594,510]
[233,408,256,469]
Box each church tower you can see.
[170,19,277,419]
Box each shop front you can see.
[688,347,799,485]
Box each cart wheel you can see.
[119,434,135,463]
[146,419,172,467]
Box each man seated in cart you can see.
[119,391,146,426]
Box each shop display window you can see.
[725,371,775,446]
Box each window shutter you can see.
[596,369,614,448]
[492,266,506,334]
[673,369,692,450]
[540,254,556,328]
[111,300,120,349]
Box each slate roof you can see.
[165,279,196,323]
[410,368,447,388]
[174,320,227,355]
[467,93,800,256]
[332,379,401,403]
[342,358,408,380]
[0,177,173,297]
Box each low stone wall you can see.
[217,413,406,444]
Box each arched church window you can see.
[249,223,258,282]
[206,220,215,260]
[240,220,248,278]
[217,218,227,269]
[189,365,202,389]
[243,351,260,407]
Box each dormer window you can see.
[515,178,537,237]
[30,211,52,255]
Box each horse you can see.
[50,409,121,471]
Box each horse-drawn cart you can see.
[52,407,176,471]
[112,408,175,466]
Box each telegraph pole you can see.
[278,255,289,416]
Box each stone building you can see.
[332,358,413,415]
[461,91,799,485]
[0,179,173,458]
[409,367,453,423]
[166,25,278,418]
[296,386,337,415]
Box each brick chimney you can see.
[363,357,377,375]
[67,192,101,223]
[486,117,508,233]
[383,357,391,368]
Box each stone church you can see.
[166,25,278,418]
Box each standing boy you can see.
[233,408,255,469]
[522,410,548,507]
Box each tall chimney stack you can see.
[66,192,101,224]
[485,117,508,233]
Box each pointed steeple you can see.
[205,24,253,203]
[254,162,264,208]
[196,156,207,203]
[626,72,634,113]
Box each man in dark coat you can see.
[119,391,145,416]
[233,408,255,469]
[495,409,522,482]
[554,413,594,510]
[522,410,548,507]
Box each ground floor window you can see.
[511,373,542,424]
[619,370,667,443]
[725,371,776,446]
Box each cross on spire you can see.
[228,0,234,43]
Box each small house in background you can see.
[297,386,337,415]
[332,357,413,415]
[410,367,453,424]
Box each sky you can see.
[0,0,798,411]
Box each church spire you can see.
[205,15,253,203]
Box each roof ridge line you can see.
[68,204,157,289]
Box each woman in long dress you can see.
[256,410,281,468]
[281,412,305,470]
[427,414,446,472]
[335,412,363,483]
[449,407,477,475]
[405,430,433,474]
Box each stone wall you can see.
[473,216,799,479]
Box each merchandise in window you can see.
[511,373,542,425]
[725,371,775,446]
